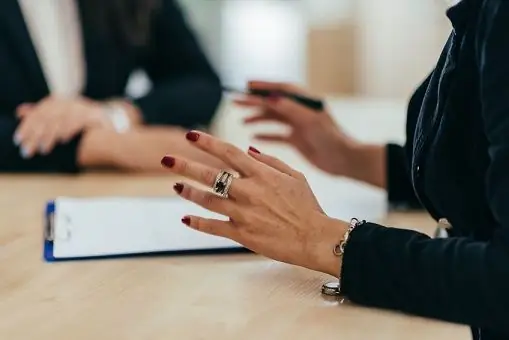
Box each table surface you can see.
[0,175,470,340]
[0,99,470,339]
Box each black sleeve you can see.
[133,0,222,129]
[386,143,421,209]
[340,1,509,334]
[0,115,81,173]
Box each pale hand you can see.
[14,96,113,158]
[236,81,360,176]
[161,131,348,277]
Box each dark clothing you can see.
[341,1,509,339]
[0,0,222,173]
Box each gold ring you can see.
[212,170,234,198]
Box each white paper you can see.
[51,180,386,259]
[52,197,240,259]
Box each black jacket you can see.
[0,0,222,173]
[341,1,509,339]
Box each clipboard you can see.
[43,197,244,262]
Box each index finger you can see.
[185,131,259,176]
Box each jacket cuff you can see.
[386,143,421,209]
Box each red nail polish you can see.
[181,216,191,226]
[248,146,260,154]
[173,183,184,194]
[161,156,175,168]
[186,131,200,142]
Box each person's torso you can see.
[408,0,494,240]
[406,1,505,338]
[0,0,144,112]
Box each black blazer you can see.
[0,0,222,173]
[341,1,509,339]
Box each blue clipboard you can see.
[43,200,248,262]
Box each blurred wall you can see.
[129,0,453,101]
[356,0,451,98]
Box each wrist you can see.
[308,213,349,277]
[77,129,122,168]
[343,142,386,189]
[107,99,143,126]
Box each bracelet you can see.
[321,218,365,297]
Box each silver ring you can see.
[212,170,234,198]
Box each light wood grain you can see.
[0,175,470,340]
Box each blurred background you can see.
[129,0,452,100]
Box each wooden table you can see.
[0,175,470,340]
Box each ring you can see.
[212,170,234,198]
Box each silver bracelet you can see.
[321,218,365,297]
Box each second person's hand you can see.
[235,81,357,176]
[236,81,386,189]
[14,96,114,158]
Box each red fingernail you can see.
[161,156,175,168]
[267,93,281,103]
[173,183,184,194]
[248,146,260,154]
[186,131,200,142]
[181,216,191,226]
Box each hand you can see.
[161,131,347,277]
[236,81,358,176]
[14,96,113,158]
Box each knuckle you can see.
[202,193,217,208]
[294,170,306,179]
[176,159,188,174]
[224,146,242,162]
[203,169,217,186]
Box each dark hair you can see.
[81,0,161,46]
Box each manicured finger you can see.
[233,96,266,107]
[37,123,61,155]
[243,113,286,124]
[247,147,303,179]
[19,128,43,159]
[162,156,243,198]
[16,103,34,118]
[184,131,259,176]
[181,215,239,241]
[174,182,239,218]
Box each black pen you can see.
[222,86,324,112]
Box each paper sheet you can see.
[51,179,386,259]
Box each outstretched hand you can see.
[161,131,347,277]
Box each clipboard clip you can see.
[45,213,55,241]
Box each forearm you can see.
[77,126,225,171]
[340,222,509,332]
[344,142,386,189]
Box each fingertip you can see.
[185,130,200,142]
[173,182,184,194]
[181,216,191,226]
[248,146,261,154]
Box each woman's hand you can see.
[14,96,114,158]
[236,81,387,188]
[161,131,348,277]
[236,81,358,176]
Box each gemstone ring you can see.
[212,170,234,198]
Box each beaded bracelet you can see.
[321,218,366,297]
